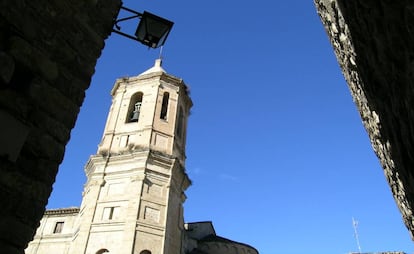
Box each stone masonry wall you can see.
[314,0,414,239]
[0,1,121,253]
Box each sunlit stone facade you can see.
[25,60,258,254]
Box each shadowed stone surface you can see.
[0,1,121,253]
[315,0,414,239]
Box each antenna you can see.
[158,46,164,60]
[352,217,362,253]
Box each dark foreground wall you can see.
[0,1,121,253]
[315,0,414,239]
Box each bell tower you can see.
[69,59,192,254]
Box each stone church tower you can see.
[70,59,192,254]
[26,60,258,254]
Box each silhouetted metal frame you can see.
[112,6,143,42]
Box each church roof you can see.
[138,58,166,76]
[199,234,237,244]
[199,234,259,252]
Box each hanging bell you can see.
[130,110,139,122]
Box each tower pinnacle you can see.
[139,58,165,76]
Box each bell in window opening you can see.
[130,102,142,122]
[128,92,143,123]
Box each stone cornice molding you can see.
[44,207,80,216]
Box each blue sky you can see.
[48,1,414,253]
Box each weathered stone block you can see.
[28,80,80,129]
[29,110,71,144]
[0,51,15,84]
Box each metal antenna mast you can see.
[352,217,362,253]
[158,46,164,60]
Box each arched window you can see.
[127,92,143,123]
[160,92,169,120]
[96,249,109,254]
[140,250,151,254]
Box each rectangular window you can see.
[102,207,120,220]
[160,92,169,120]
[53,221,64,234]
